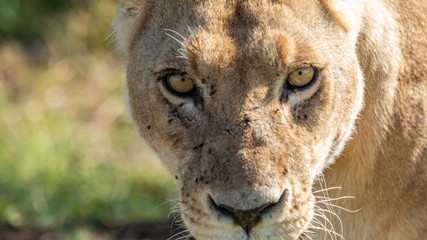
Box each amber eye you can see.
[165,74,196,95]
[287,67,318,88]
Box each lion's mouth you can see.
[207,189,289,235]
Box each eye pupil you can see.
[164,74,196,96]
[287,67,318,88]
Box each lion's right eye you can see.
[163,74,196,96]
[287,67,318,88]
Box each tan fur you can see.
[112,0,427,239]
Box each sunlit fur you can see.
[112,0,427,239]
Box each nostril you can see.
[259,189,288,217]
[208,195,237,219]
[208,195,281,234]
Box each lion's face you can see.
[123,0,364,239]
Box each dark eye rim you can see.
[160,71,197,97]
[285,67,320,91]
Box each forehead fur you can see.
[112,0,363,56]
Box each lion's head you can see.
[112,0,366,239]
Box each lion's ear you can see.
[320,0,365,44]
[111,0,149,56]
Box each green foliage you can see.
[0,0,73,40]
[0,0,177,232]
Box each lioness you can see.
[112,0,427,239]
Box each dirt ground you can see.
[0,221,192,240]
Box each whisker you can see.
[313,212,338,240]
[178,47,188,53]
[175,48,189,59]
[313,186,342,194]
[319,202,361,213]
[167,229,190,240]
[309,226,345,240]
[187,25,196,40]
[165,29,186,45]
[319,174,337,240]
[152,198,179,211]
[310,217,334,240]
[300,231,314,240]
[176,55,189,59]
[171,216,185,230]
[314,207,343,233]
[165,28,186,40]
[315,196,355,202]
[315,206,345,219]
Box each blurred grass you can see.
[0,0,176,233]
[0,0,71,40]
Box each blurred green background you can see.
[0,0,176,239]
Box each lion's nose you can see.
[218,202,275,234]
[209,192,286,234]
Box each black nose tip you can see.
[220,202,275,234]
[209,196,278,234]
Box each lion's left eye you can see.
[164,74,196,96]
[287,67,318,88]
